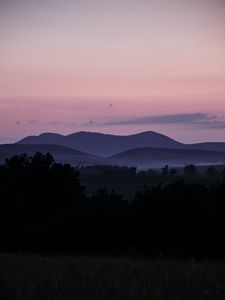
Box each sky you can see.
[0,0,225,143]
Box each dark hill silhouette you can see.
[0,144,97,165]
[17,131,225,157]
[17,131,184,157]
[109,147,225,167]
[188,142,225,152]
[3,144,225,168]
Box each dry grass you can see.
[0,254,225,299]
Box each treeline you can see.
[80,165,136,174]
[79,164,225,177]
[141,164,225,177]
[1,153,225,259]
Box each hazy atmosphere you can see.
[1,0,225,143]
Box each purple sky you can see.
[0,0,225,143]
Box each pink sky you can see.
[0,0,225,143]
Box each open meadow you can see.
[0,254,225,300]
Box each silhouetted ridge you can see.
[13,131,225,166]
[109,147,225,167]
[0,144,97,165]
[17,131,183,156]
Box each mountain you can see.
[3,144,225,168]
[0,144,98,165]
[11,131,225,167]
[17,131,225,156]
[109,147,225,168]
[17,131,184,157]
[188,142,225,152]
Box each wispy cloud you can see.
[49,121,61,126]
[195,120,225,129]
[102,113,215,126]
[80,113,225,130]
[27,119,38,125]
[82,120,97,127]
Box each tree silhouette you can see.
[206,166,217,177]
[161,165,169,175]
[221,168,225,177]
[183,164,197,176]
[1,152,225,258]
[0,152,85,226]
[170,168,178,175]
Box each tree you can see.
[170,168,178,175]
[183,164,197,176]
[148,168,157,175]
[0,152,85,221]
[221,168,225,177]
[161,165,169,175]
[206,166,217,177]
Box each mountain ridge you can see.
[16,130,225,157]
[109,147,225,167]
[0,144,98,165]
[1,142,225,168]
[17,131,184,157]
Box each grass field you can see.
[80,173,223,199]
[0,254,225,299]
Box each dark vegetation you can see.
[1,254,225,300]
[80,165,136,174]
[1,153,225,259]
[80,164,225,199]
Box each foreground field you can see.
[0,255,225,299]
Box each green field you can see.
[80,173,223,199]
[0,254,225,299]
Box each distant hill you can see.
[17,131,184,157]
[109,147,225,168]
[0,144,98,165]
[17,131,225,157]
[5,131,225,167]
[188,142,225,152]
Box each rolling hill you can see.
[17,131,184,157]
[188,142,225,152]
[109,147,225,168]
[17,131,225,157]
[0,131,223,167]
[0,144,98,165]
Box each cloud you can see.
[80,113,225,130]
[66,121,77,127]
[27,119,38,125]
[102,113,215,126]
[82,120,97,127]
[194,120,225,129]
[49,121,61,125]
